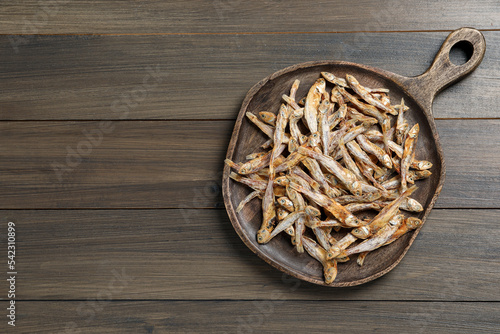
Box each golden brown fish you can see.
[304,78,326,133]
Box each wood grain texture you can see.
[7,301,500,333]
[0,120,499,209]
[3,209,498,300]
[0,1,498,34]
[1,31,499,120]
[0,121,230,208]
[0,2,497,332]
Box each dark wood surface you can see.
[3,209,499,301]
[1,1,499,33]
[10,301,500,333]
[1,1,499,332]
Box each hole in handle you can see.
[449,40,474,66]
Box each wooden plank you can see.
[437,120,500,207]
[1,1,498,34]
[9,301,500,333]
[1,31,498,120]
[0,119,498,209]
[0,121,229,208]
[3,209,498,300]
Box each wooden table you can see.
[1,1,499,333]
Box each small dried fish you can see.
[274,151,306,173]
[351,186,416,239]
[302,158,340,199]
[294,215,305,253]
[289,167,321,192]
[345,214,404,255]
[236,144,286,175]
[246,151,267,160]
[290,79,300,102]
[377,197,423,212]
[330,86,345,106]
[298,147,362,196]
[236,190,261,212]
[269,211,304,241]
[289,108,305,141]
[356,134,393,169]
[346,74,397,115]
[383,217,423,246]
[276,207,289,221]
[304,78,326,133]
[401,124,419,192]
[277,196,295,211]
[409,169,432,180]
[259,111,276,126]
[345,202,383,213]
[327,233,358,259]
[257,178,276,244]
[334,192,383,205]
[322,71,349,87]
[388,140,433,170]
[289,182,361,227]
[318,99,331,155]
[303,236,338,284]
[346,141,385,179]
[347,107,379,124]
[395,98,409,145]
[338,137,365,182]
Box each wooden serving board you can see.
[223,28,485,286]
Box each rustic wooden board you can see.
[2,209,498,301]
[1,32,499,120]
[0,120,498,209]
[1,1,498,34]
[9,300,500,333]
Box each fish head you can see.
[308,132,321,147]
[321,72,333,81]
[407,199,423,212]
[350,181,363,197]
[305,205,321,217]
[324,261,338,284]
[389,214,405,227]
[275,176,289,186]
[288,138,299,152]
[351,226,370,239]
[345,215,361,228]
[316,78,326,89]
[408,123,420,138]
[257,229,272,244]
[417,161,433,170]
[326,246,341,260]
[417,170,432,179]
[345,74,357,84]
[382,155,393,169]
[406,217,423,230]
[277,208,289,221]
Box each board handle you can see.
[401,27,486,113]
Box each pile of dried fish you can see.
[225,72,432,284]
